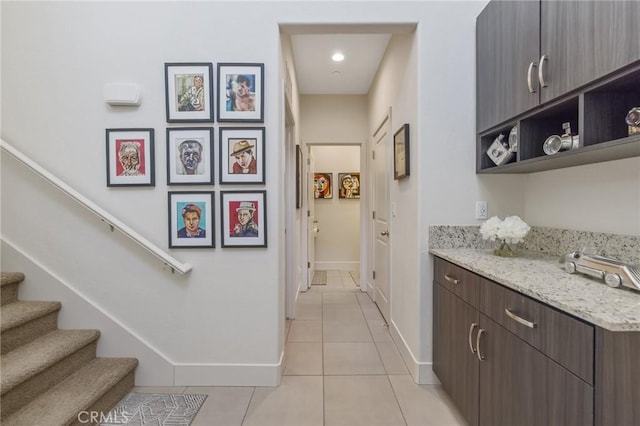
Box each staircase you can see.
[1,272,138,425]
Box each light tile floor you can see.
[133,270,466,425]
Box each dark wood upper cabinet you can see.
[476,0,640,174]
[476,0,540,133]
[540,1,640,103]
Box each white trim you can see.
[314,261,360,271]
[1,139,192,275]
[389,318,440,385]
[174,351,284,386]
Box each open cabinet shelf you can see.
[477,65,640,174]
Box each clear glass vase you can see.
[494,239,518,257]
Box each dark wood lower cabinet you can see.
[479,314,593,426]
[434,283,479,426]
[433,257,597,426]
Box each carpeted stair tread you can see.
[1,329,100,395]
[3,357,138,426]
[0,301,61,332]
[1,273,25,287]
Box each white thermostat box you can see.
[103,83,141,106]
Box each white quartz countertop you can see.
[430,248,640,331]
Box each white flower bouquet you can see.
[480,215,530,256]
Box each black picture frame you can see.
[106,128,155,187]
[338,172,360,199]
[220,190,267,248]
[219,127,265,184]
[296,145,303,208]
[164,62,214,123]
[394,123,410,180]
[168,191,215,248]
[217,63,264,123]
[314,172,333,199]
[166,127,214,185]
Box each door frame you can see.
[366,109,392,306]
[284,96,299,319]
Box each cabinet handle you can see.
[505,308,537,329]
[538,54,549,88]
[476,328,485,361]
[468,322,478,354]
[444,274,459,285]
[527,61,537,93]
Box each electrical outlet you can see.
[476,201,488,219]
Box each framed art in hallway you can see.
[217,63,264,122]
[313,172,332,199]
[219,127,265,184]
[165,62,214,123]
[106,128,155,187]
[220,190,267,248]
[338,172,360,199]
[393,123,410,180]
[168,191,215,248]
[166,127,214,185]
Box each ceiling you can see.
[290,33,392,95]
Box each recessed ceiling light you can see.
[332,70,341,76]
[331,52,345,62]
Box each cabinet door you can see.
[478,314,593,426]
[433,283,479,426]
[540,1,640,103]
[476,0,540,132]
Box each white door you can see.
[372,114,391,323]
[306,148,316,289]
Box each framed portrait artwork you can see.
[106,128,155,187]
[217,63,264,122]
[313,172,332,199]
[168,191,215,248]
[338,172,360,199]
[219,127,265,184]
[393,123,410,180]
[220,190,267,248]
[165,63,214,123]
[166,127,214,185]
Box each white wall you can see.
[524,158,640,236]
[311,145,361,269]
[300,95,369,144]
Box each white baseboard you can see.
[314,261,360,271]
[175,351,284,386]
[388,319,440,385]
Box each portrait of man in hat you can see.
[231,201,259,237]
[229,138,257,175]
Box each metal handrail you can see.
[1,139,192,275]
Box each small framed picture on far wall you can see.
[393,123,410,180]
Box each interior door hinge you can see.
[372,150,375,160]
[307,158,310,165]
[372,211,376,220]
[373,270,376,280]
[307,210,311,217]
[308,262,310,268]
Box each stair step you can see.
[1,301,61,354]
[1,330,100,418]
[1,273,25,306]
[3,357,138,426]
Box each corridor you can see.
[133,271,465,425]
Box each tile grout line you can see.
[240,386,256,426]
